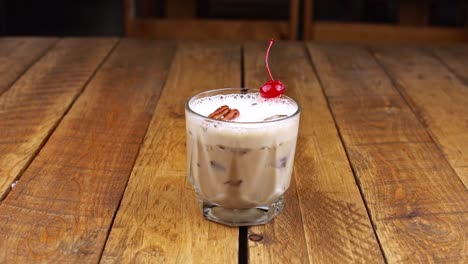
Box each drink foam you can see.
[190,92,298,122]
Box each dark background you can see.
[0,0,466,37]
[0,0,124,36]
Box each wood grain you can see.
[101,43,241,263]
[0,38,57,95]
[244,42,384,263]
[308,43,468,262]
[431,46,468,84]
[0,38,117,200]
[0,39,175,262]
[379,45,468,188]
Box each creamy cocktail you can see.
[185,89,300,226]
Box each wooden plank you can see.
[101,43,241,263]
[0,39,175,262]
[244,42,384,263]
[128,19,290,40]
[371,46,468,188]
[308,22,468,43]
[0,38,117,201]
[0,38,57,95]
[307,43,468,262]
[431,46,468,84]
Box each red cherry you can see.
[260,80,285,98]
[260,38,285,98]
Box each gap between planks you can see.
[426,46,468,88]
[0,37,59,96]
[0,39,178,262]
[307,43,468,262]
[97,40,177,261]
[239,44,248,264]
[0,38,120,202]
[368,46,468,189]
[0,38,59,97]
[305,44,389,263]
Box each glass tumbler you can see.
[185,88,300,226]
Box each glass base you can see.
[197,194,285,226]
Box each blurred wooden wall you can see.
[303,0,468,43]
[125,0,299,40]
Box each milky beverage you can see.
[186,89,299,225]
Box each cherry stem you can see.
[265,38,275,81]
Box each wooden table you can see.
[0,38,467,263]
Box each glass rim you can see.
[185,88,301,125]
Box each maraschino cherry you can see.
[260,38,285,98]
